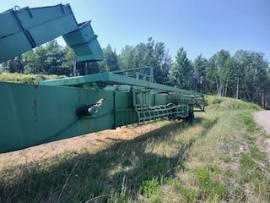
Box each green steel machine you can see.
[0,4,205,153]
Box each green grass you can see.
[192,166,228,200]
[0,96,270,202]
[0,72,64,84]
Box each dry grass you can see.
[0,96,269,203]
[0,72,64,84]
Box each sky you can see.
[1,0,270,61]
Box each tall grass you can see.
[0,96,269,202]
[0,72,64,84]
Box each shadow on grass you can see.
[0,117,217,203]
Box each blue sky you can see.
[1,0,270,61]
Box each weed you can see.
[250,147,265,161]
[193,167,228,200]
[178,185,197,202]
[165,177,197,202]
[139,178,160,197]
[221,154,232,163]
[240,154,256,171]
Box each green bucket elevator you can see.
[0,4,205,153]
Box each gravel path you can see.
[255,111,270,135]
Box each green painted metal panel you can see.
[0,33,32,61]
[0,11,21,37]
[114,91,138,127]
[64,22,103,62]
[154,94,169,105]
[0,4,103,63]
[0,4,205,154]
[29,16,78,45]
[0,4,77,62]
[41,72,204,97]
[0,82,117,153]
[0,79,202,153]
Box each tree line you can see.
[1,38,269,108]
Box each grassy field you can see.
[0,72,64,84]
[0,96,269,202]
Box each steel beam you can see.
[40,72,203,96]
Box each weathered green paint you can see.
[64,21,103,62]
[40,72,203,96]
[0,82,136,152]
[0,4,103,63]
[0,4,205,153]
[0,74,203,153]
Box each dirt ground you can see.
[1,111,269,168]
[255,111,270,135]
[0,122,169,168]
